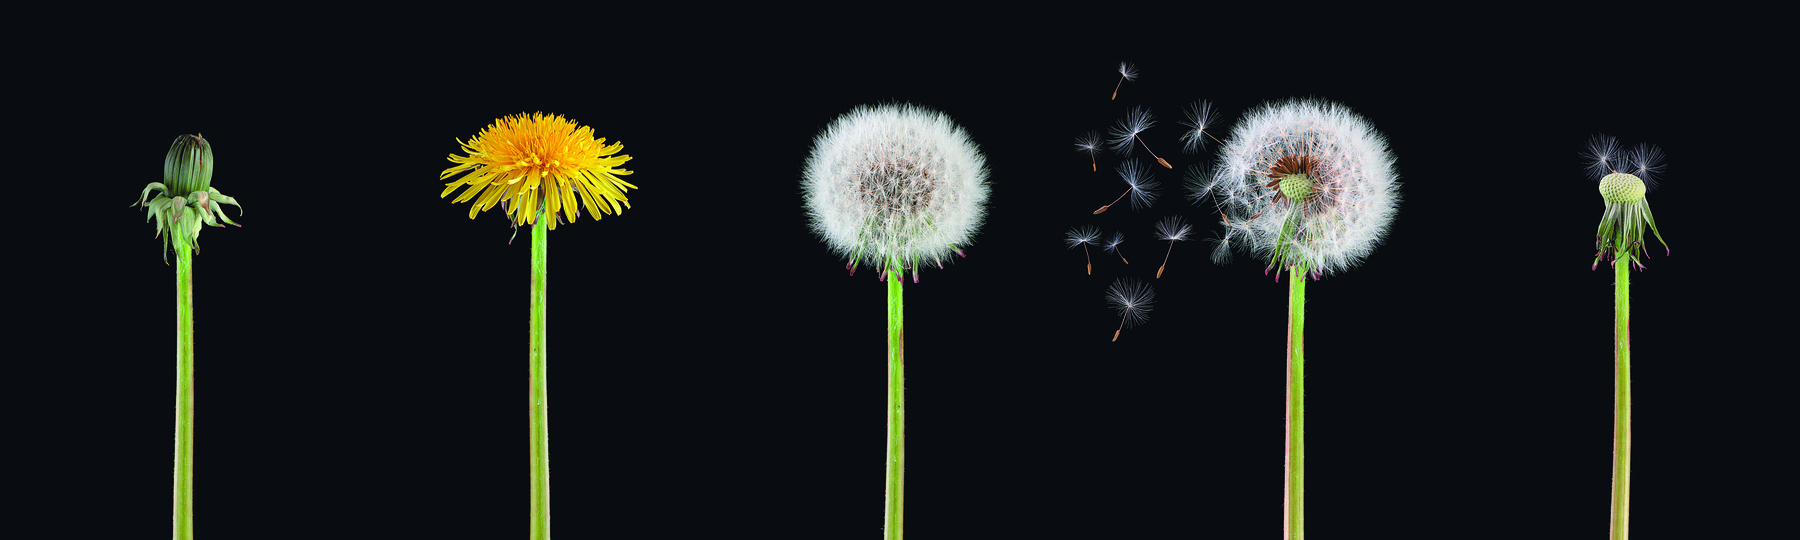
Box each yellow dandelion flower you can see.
[440,112,637,229]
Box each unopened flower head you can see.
[803,104,990,280]
[1207,99,1399,278]
[1584,134,1668,270]
[440,112,637,231]
[1104,277,1155,341]
[133,134,244,263]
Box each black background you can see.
[24,12,1777,539]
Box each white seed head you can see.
[1116,160,1162,210]
[1065,224,1101,248]
[1179,100,1220,154]
[1108,106,1156,154]
[1105,278,1155,328]
[1118,61,1139,81]
[1154,215,1192,241]
[1208,99,1400,276]
[803,104,991,270]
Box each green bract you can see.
[1592,172,1664,270]
[134,134,242,263]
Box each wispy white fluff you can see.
[1154,215,1192,241]
[803,104,990,272]
[1207,99,1399,277]
[1108,106,1156,154]
[1118,62,1140,81]
[1105,278,1155,328]
[1178,100,1219,154]
[1116,160,1161,210]
[1065,224,1101,248]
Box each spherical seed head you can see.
[1279,173,1313,201]
[803,104,990,270]
[1209,99,1399,276]
[164,134,214,195]
[1599,172,1646,203]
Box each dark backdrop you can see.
[26,14,1774,539]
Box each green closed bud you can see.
[164,134,214,195]
[1280,173,1314,201]
[1598,172,1645,203]
[135,133,242,263]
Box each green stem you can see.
[1284,265,1305,540]
[173,240,195,540]
[1610,258,1631,540]
[529,216,550,540]
[885,258,906,540]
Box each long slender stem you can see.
[174,240,195,540]
[1610,258,1631,540]
[885,258,906,540]
[529,216,550,540]
[1284,264,1305,540]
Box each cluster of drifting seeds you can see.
[1064,62,1227,341]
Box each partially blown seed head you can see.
[803,104,991,273]
[1207,99,1399,276]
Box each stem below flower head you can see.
[1284,264,1305,540]
[1610,257,1631,540]
[530,216,550,540]
[885,256,906,540]
[174,239,195,540]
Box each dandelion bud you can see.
[1598,172,1646,203]
[163,134,214,196]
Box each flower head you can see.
[1206,99,1399,278]
[1585,134,1669,270]
[803,104,990,281]
[440,112,636,231]
[1105,278,1155,341]
[133,134,243,263]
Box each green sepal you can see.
[134,182,167,207]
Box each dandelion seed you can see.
[1074,131,1101,172]
[1108,106,1172,169]
[1092,160,1161,214]
[1104,231,1129,264]
[1183,162,1228,223]
[1104,278,1155,342]
[1066,224,1101,275]
[1153,215,1192,278]
[1111,61,1139,100]
[1179,100,1224,154]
